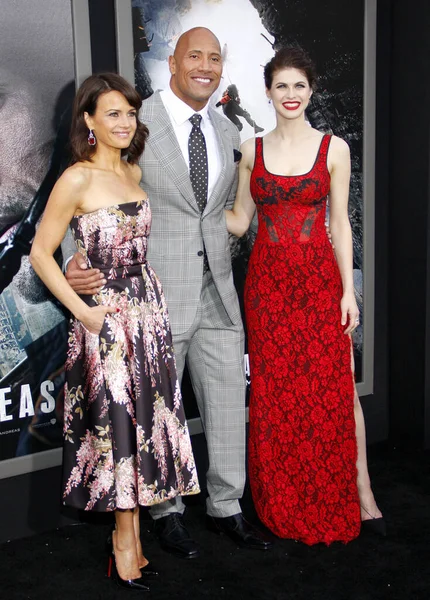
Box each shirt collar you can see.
[161,85,210,126]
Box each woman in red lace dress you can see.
[226,47,383,544]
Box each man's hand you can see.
[65,252,105,295]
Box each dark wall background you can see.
[88,0,117,73]
[2,0,430,543]
[387,0,430,449]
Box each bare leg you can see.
[132,506,149,569]
[354,387,383,520]
[350,342,382,520]
[113,509,142,580]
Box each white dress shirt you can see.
[159,87,221,202]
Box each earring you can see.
[268,99,272,104]
[88,129,96,146]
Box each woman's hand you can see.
[340,290,360,335]
[81,305,118,335]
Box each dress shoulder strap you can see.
[317,134,332,170]
[254,136,263,154]
[254,136,264,166]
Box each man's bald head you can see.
[174,27,221,60]
[168,27,223,111]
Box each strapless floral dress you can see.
[62,199,199,511]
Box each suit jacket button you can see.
[197,250,204,256]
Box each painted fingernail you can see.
[116,308,120,313]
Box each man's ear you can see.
[168,55,176,75]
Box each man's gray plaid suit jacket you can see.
[141,91,242,336]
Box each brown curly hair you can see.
[264,46,317,91]
[70,73,148,165]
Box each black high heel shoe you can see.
[361,506,387,537]
[107,527,158,577]
[107,532,150,591]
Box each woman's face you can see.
[266,67,313,120]
[84,91,137,152]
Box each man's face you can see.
[0,68,52,238]
[0,68,54,302]
[168,28,223,111]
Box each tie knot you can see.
[189,113,202,129]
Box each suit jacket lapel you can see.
[147,95,199,213]
[204,111,230,216]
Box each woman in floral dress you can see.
[30,73,199,589]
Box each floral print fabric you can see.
[63,200,199,511]
[246,136,360,545]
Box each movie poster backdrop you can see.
[0,0,76,466]
[0,0,370,468]
[129,0,367,419]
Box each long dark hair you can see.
[70,73,148,164]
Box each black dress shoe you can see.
[154,514,200,559]
[207,513,273,550]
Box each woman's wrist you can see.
[342,287,355,296]
[74,303,90,323]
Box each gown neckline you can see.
[73,198,148,219]
[260,134,328,179]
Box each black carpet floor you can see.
[1,443,429,600]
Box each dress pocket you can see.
[80,311,109,337]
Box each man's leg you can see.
[185,274,272,550]
[186,273,246,518]
[149,322,201,558]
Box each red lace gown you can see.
[246,135,361,545]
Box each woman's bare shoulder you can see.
[329,134,350,156]
[125,161,142,183]
[240,137,257,168]
[59,163,93,192]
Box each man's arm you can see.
[224,126,241,211]
[61,227,77,269]
[62,227,105,295]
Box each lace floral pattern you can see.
[246,136,360,545]
[62,201,199,511]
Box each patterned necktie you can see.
[188,113,208,213]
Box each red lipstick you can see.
[283,102,300,111]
